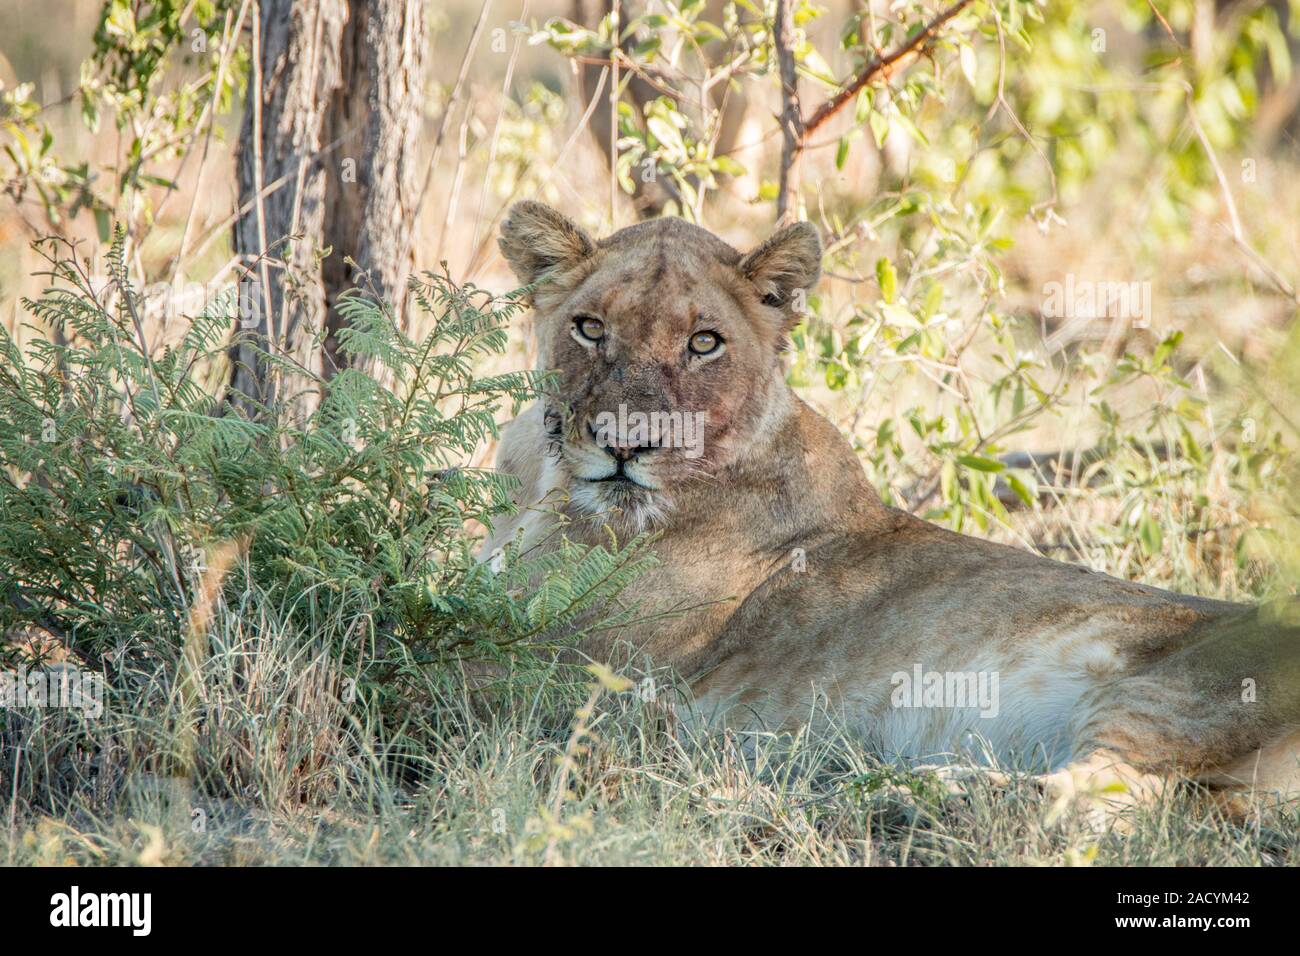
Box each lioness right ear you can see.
[498,201,597,292]
[738,221,822,323]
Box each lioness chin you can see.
[486,200,1300,813]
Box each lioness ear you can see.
[498,201,596,290]
[738,221,822,321]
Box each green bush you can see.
[0,234,650,719]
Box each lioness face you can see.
[499,202,820,527]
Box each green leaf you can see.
[1005,472,1037,507]
[876,257,897,304]
[1138,514,1163,557]
[956,455,1005,473]
[960,43,978,88]
[868,109,889,148]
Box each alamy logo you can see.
[890,664,1000,718]
[49,886,152,936]
[1041,275,1152,328]
[592,403,706,459]
[1,664,104,718]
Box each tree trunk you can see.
[228,0,425,416]
[321,0,425,376]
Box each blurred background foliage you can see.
[2,0,1299,604]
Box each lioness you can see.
[487,200,1300,807]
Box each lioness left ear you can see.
[498,201,597,293]
[738,221,822,322]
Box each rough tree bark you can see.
[321,0,425,375]
[228,0,425,415]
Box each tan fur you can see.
[488,202,1300,810]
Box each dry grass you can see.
[6,588,1300,866]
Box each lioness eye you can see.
[574,315,605,342]
[688,330,721,356]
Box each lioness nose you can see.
[588,423,654,461]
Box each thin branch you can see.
[774,0,977,222]
[989,6,1058,224]
[169,0,253,281]
[609,0,622,231]
[802,0,976,137]
[1184,84,1300,306]
[574,52,683,102]
[469,1,533,259]
[465,65,611,277]
[405,0,493,268]
[774,0,802,225]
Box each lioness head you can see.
[499,202,821,528]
